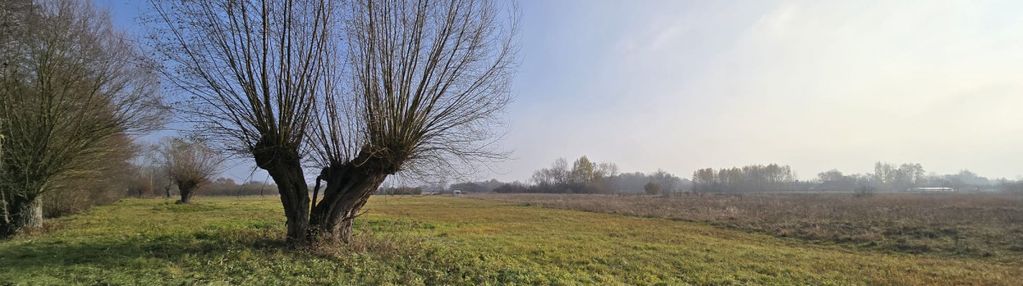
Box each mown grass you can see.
[1,196,1020,285]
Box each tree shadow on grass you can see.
[0,228,289,276]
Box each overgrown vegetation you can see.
[477,193,1023,261]
[1,197,1018,285]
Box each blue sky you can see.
[96,0,1023,183]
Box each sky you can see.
[96,0,1023,183]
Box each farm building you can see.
[909,187,955,192]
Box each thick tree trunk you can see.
[0,195,42,238]
[307,165,387,244]
[265,165,311,246]
[177,186,195,204]
[176,180,199,204]
[252,140,312,247]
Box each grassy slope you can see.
[0,197,1018,285]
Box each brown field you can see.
[472,192,1023,262]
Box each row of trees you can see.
[449,179,505,194]
[530,156,620,193]
[692,164,797,192]
[380,160,1023,196]
[4,0,518,248]
[527,156,690,194]
[201,178,277,197]
[0,0,166,237]
[387,157,691,196]
[687,162,1016,193]
[818,163,1005,192]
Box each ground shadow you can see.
[0,229,288,275]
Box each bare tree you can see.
[152,0,516,246]
[150,0,339,245]
[308,0,515,243]
[43,134,140,217]
[127,144,174,198]
[161,138,223,203]
[0,0,165,238]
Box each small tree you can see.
[644,181,662,195]
[161,138,223,204]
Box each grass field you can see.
[1,196,1020,285]
[476,193,1023,261]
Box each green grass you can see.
[1,196,1019,285]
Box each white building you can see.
[910,187,955,192]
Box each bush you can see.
[377,187,422,195]
[854,185,876,198]
[644,182,662,195]
[204,178,276,196]
[493,183,529,193]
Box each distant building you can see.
[910,187,955,192]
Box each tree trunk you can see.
[252,140,312,247]
[177,186,195,204]
[0,194,42,238]
[307,164,387,244]
[265,165,311,246]
[176,180,199,204]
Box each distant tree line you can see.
[999,180,1023,194]
[201,179,276,197]
[815,162,1011,193]
[376,187,423,195]
[423,156,692,195]
[815,162,926,193]
[692,164,797,192]
[376,159,1023,196]
[687,161,1022,194]
[450,180,505,194]
[525,156,691,194]
[529,156,620,193]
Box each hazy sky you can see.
[98,0,1023,182]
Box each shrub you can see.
[854,185,876,198]
[644,182,662,195]
[377,187,423,195]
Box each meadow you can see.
[476,193,1023,261]
[1,196,1020,285]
